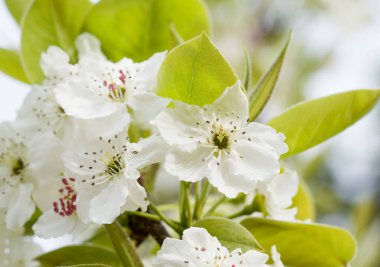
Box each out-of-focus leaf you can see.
[248,34,290,121]
[292,181,316,221]
[36,245,121,267]
[194,217,262,252]
[268,89,380,157]
[0,48,29,83]
[84,0,210,62]
[21,0,92,83]
[5,0,31,23]
[157,33,238,106]
[241,217,357,267]
[63,265,112,267]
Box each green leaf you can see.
[63,265,112,267]
[241,217,357,267]
[36,245,121,267]
[292,181,316,221]
[84,0,210,62]
[268,89,380,157]
[157,33,238,106]
[194,217,262,252]
[5,0,31,23]
[243,47,253,91]
[248,34,290,121]
[20,0,92,83]
[0,48,29,83]
[104,221,144,267]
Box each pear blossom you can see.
[55,33,169,125]
[33,176,89,238]
[0,212,41,267]
[63,131,166,224]
[0,122,36,230]
[153,227,270,267]
[258,169,299,221]
[155,82,288,198]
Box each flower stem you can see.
[179,181,191,227]
[194,180,211,220]
[149,204,183,234]
[104,221,143,267]
[126,211,160,221]
[204,195,227,217]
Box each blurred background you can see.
[1,0,379,266]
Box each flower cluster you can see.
[0,33,300,265]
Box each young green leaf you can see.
[104,221,144,267]
[157,33,238,106]
[0,48,29,83]
[194,217,263,252]
[268,89,380,157]
[248,34,291,121]
[84,0,210,62]
[36,245,122,267]
[5,0,31,24]
[62,265,113,267]
[243,46,253,91]
[292,181,316,221]
[241,217,357,267]
[20,0,92,83]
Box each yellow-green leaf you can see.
[268,89,380,157]
[84,0,210,62]
[157,33,238,106]
[241,217,356,267]
[5,0,31,24]
[0,48,29,83]
[194,217,262,252]
[20,0,92,83]
[248,34,290,121]
[292,180,316,221]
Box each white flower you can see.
[33,176,88,239]
[155,82,288,198]
[258,169,299,221]
[0,211,41,267]
[63,131,166,224]
[0,122,36,230]
[55,33,169,124]
[153,227,270,267]
[270,246,285,267]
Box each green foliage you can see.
[241,217,357,267]
[268,89,380,157]
[157,33,238,106]
[0,48,29,83]
[63,265,112,267]
[84,0,210,62]
[194,217,262,252]
[248,34,290,121]
[292,181,316,221]
[104,221,144,267]
[20,0,92,83]
[36,245,122,267]
[243,47,253,91]
[5,0,31,23]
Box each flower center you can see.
[11,158,24,176]
[212,132,230,150]
[103,70,128,103]
[53,178,77,217]
[105,154,125,176]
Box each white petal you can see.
[127,92,170,123]
[120,179,149,213]
[89,179,129,224]
[232,141,280,181]
[155,102,208,151]
[182,227,221,252]
[242,122,289,155]
[164,146,215,183]
[55,80,120,119]
[227,249,269,267]
[6,183,35,230]
[129,135,168,169]
[271,246,285,267]
[268,170,299,209]
[40,46,72,78]
[33,210,76,238]
[130,51,166,93]
[208,82,249,127]
[76,33,105,60]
